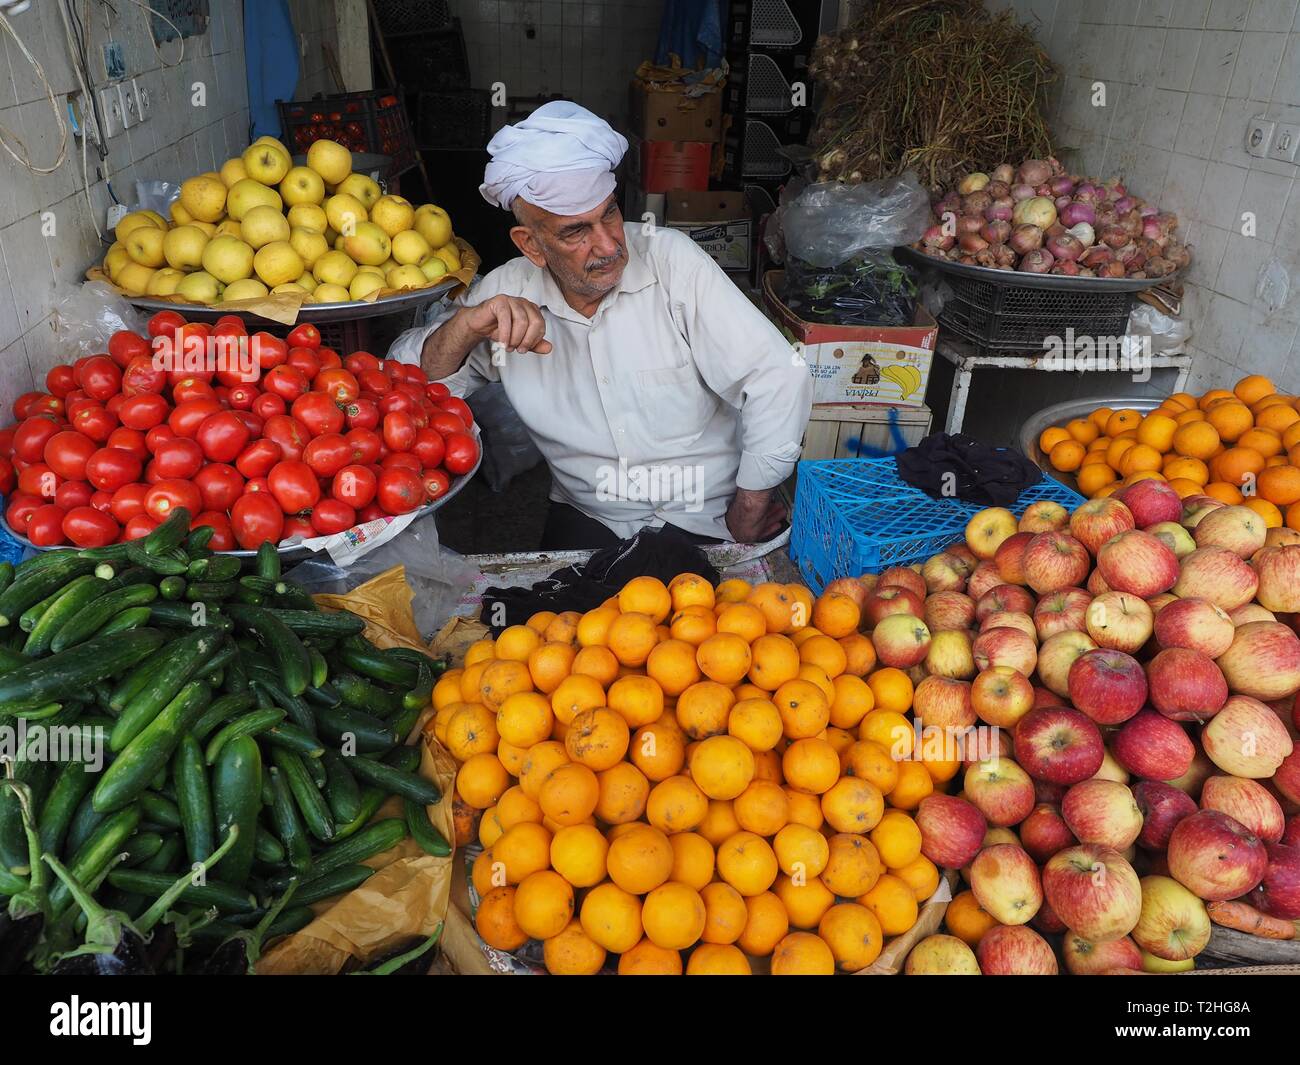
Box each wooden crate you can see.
[801,403,932,462]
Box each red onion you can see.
[1013,196,1057,228]
[1081,245,1113,267]
[1035,183,1053,197]
[922,225,955,250]
[986,180,1011,199]
[1099,262,1125,278]
[1105,180,1127,200]
[1100,224,1128,248]
[1114,241,1139,264]
[959,255,977,265]
[1046,222,1066,238]
[938,192,962,214]
[1008,223,1044,254]
[1019,249,1055,272]
[1074,183,1100,203]
[1050,176,1076,197]
[1157,212,1179,235]
[1142,218,1161,240]
[957,215,984,236]
[958,172,990,194]
[984,202,1013,222]
[991,163,1015,184]
[1010,183,1036,202]
[1017,159,1052,185]
[1046,233,1084,261]
[1051,260,1081,276]
[1059,202,1096,227]
[1077,267,1096,277]
[975,246,998,267]
[1139,204,1159,218]
[980,219,1011,244]
[1121,210,1143,237]
[991,243,1017,268]
[959,233,990,254]
[963,190,993,214]
[1067,221,1096,247]
[1054,195,1073,211]
[1113,196,1135,215]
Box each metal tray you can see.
[896,245,1181,294]
[1019,395,1162,489]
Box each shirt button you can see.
[601,376,610,384]
[616,427,625,435]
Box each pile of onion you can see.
[914,156,1191,279]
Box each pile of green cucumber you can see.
[0,508,450,974]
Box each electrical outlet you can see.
[97,87,123,138]
[132,78,151,122]
[1270,123,1300,163]
[1247,115,1276,158]
[118,82,137,129]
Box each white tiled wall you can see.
[987,0,1300,394]
[452,0,665,128]
[0,0,337,414]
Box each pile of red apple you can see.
[837,480,1300,975]
[0,311,479,551]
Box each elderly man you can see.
[390,101,812,548]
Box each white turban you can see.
[479,101,628,216]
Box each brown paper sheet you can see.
[254,565,460,974]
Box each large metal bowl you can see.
[1020,395,1163,490]
[896,245,1182,293]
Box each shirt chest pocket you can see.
[634,363,719,443]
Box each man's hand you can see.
[463,294,553,354]
[726,487,787,544]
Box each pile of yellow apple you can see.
[100,135,461,305]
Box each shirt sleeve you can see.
[673,238,813,490]
[384,285,500,399]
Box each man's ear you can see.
[510,225,547,268]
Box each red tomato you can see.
[63,506,119,547]
[152,437,204,479]
[377,467,424,515]
[44,431,96,481]
[263,364,309,403]
[331,464,377,509]
[381,451,422,473]
[147,311,186,339]
[85,447,143,491]
[105,394,127,418]
[213,315,247,338]
[286,323,322,349]
[76,355,123,401]
[227,383,258,410]
[122,354,167,396]
[316,347,342,370]
[235,438,282,478]
[429,411,467,437]
[251,332,288,370]
[244,476,270,494]
[0,426,14,456]
[91,489,113,512]
[345,428,382,464]
[262,415,309,463]
[344,351,382,376]
[310,498,356,534]
[169,398,223,438]
[291,392,345,437]
[108,330,151,366]
[316,368,360,404]
[46,365,77,397]
[118,393,170,430]
[423,468,451,502]
[378,390,418,416]
[14,416,63,463]
[252,392,286,420]
[72,405,119,443]
[145,424,176,453]
[382,411,417,453]
[144,479,202,522]
[193,463,245,511]
[142,461,165,485]
[267,460,320,513]
[14,392,62,420]
[358,369,390,393]
[54,481,93,510]
[27,504,68,546]
[411,428,446,469]
[170,376,217,404]
[110,482,149,523]
[424,382,451,403]
[344,396,379,431]
[303,433,352,477]
[438,397,475,428]
[192,511,235,551]
[286,347,321,380]
[357,501,385,523]
[444,432,479,476]
[0,456,13,496]
[106,427,148,460]
[63,392,96,421]
[6,491,43,533]
[400,363,428,385]
[233,410,263,438]
[381,358,404,380]
[231,492,284,550]
[195,410,251,463]
[123,513,158,540]
[282,514,314,539]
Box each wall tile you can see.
[1142,87,1188,148]
[1241,312,1299,383]
[1250,0,1300,30]
[1198,160,1250,227]
[1158,28,1202,90]
[1163,151,1209,209]
[1215,230,1272,301]
[1170,0,1213,27]
[1137,0,1176,26]
[1191,30,1241,95]
[2,214,57,337]
[1175,91,1225,156]
[1126,27,1169,85]
[1228,31,1285,99]
[0,337,33,413]
[1207,0,1251,30]
[1184,221,1231,285]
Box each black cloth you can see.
[480,523,720,632]
[540,502,722,551]
[895,433,1043,508]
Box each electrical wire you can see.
[0,8,71,174]
[124,0,185,68]
[57,0,108,241]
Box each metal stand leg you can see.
[945,366,972,434]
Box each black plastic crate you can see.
[940,276,1136,353]
[373,0,451,34]
[415,90,492,150]
[278,89,418,178]
[721,109,813,181]
[387,22,470,92]
[724,0,834,55]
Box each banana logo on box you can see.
[880,358,922,400]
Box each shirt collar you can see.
[523,233,656,325]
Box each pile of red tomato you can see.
[0,311,479,551]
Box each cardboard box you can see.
[763,270,937,408]
[636,138,712,192]
[664,189,752,272]
[629,81,723,142]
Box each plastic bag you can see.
[783,249,918,326]
[781,171,932,267]
[468,382,544,492]
[49,281,148,358]
[284,514,477,638]
[132,179,181,215]
[1128,301,1191,354]
[1256,257,1290,315]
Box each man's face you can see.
[511,195,627,301]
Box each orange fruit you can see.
[526,641,577,695]
[870,809,923,869]
[669,605,716,646]
[1077,463,1119,497]
[690,735,756,800]
[728,697,784,752]
[745,633,801,690]
[1164,455,1209,484]
[737,891,790,956]
[669,831,715,889]
[686,942,752,975]
[842,738,899,794]
[513,869,574,940]
[618,938,683,975]
[1175,407,1207,426]
[1120,442,1162,475]
[543,918,606,975]
[518,740,569,799]
[496,785,544,829]
[675,680,735,739]
[837,632,877,676]
[700,880,750,944]
[1257,403,1299,434]
[635,640,695,701]
[820,776,884,834]
[716,830,779,896]
[1235,374,1276,406]
[641,882,707,950]
[773,821,831,878]
[821,832,884,898]
[478,658,534,710]
[1105,409,1141,436]
[606,674,665,728]
[867,667,913,712]
[770,931,835,975]
[747,582,797,633]
[1086,436,1112,454]
[566,645,617,688]
[783,788,825,831]
[542,610,581,644]
[1204,481,1245,505]
[732,778,789,836]
[781,737,840,795]
[1206,401,1253,443]
[1065,417,1099,444]
[800,634,849,679]
[858,709,914,758]
[819,902,884,971]
[645,774,709,833]
[1105,436,1137,470]
[550,673,606,726]
[714,578,752,603]
[893,853,941,900]
[1239,427,1283,457]
[945,889,997,946]
[594,762,650,825]
[1211,446,1266,487]
[457,753,511,809]
[1244,498,1283,528]
[444,703,499,761]
[1288,501,1300,530]
[607,611,658,667]
[565,707,630,770]
[695,632,753,685]
[476,886,530,951]
[495,624,542,662]
[1039,426,1070,453]
[668,572,714,611]
[775,872,836,928]
[538,762,599,826]
[580,880,643,953]
[1258,464,1300,506]
[1089,406,1114,428]
[811,593,861,638]
[575,604,619,647]
[887,760,934,810]
[1198,388,1234,409]
[857,872,918,935]
[432,669,464,711]
[463,639,496,667]
[497,691,555,749]
[828,673,874,730]
[715,602,766,643]
[1167,477,1204,498]
[631,719,686,782]
[1283,422,1300,450]
[1137,412,1177,452]
[697,798,742,846]
[1049,439,1086,472]
[772,678,831,739]
[618,575,672,622]
[1173,420,1220,459]
[605,823,674,894]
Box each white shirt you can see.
[389,223,813,540]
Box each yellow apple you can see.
[336,173,380,209]
[280,166,325,207]
[307,138,352,185]
[312,250,358,288]
[343,221,391,266]
[179,175,228,223]
[1140,950,1195,973]
[201,236,255,284]
[369,194,415,238]
[114,210,162,245]
[146,268,186,296]
[114,262,157,296]
[222,278,270,302]
[287,204,328,232]
[240,204,292,249]
[175,271,224,304]
[163,225,210,270]
[190,221,218,237]
[418,255,449,281]
[219,156,248,188]
[391,229,431,265]
[414,204,452,247]
[387,264,428,290]
[289,227,329,269]
[355,264,386,279]
[169,200,193,225]
[295,272,318,292]
[311,283,351,304]
[138,209,169,229]
[333,234,347,251]
[324,193,368,235]
[253,241,305,287]
[214,220,244,241]
[254,135,289,156]
[226,178,283,221]
[431,243,461,273]
[964,507,1019,560]
[242,142,291,185]
[103,243,130,279]
[126,226,167,268]
[349,272,386,300]
[271,282,307,296]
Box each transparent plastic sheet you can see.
[919,274,954,317]
[1256,257,1290,316]
[284,513,478,637]
[783,249,919,326]
[132,179,181,215]
[1128,301,1190,354]
[780,171,932,267]
[49,280,148,358]
[468,381,543,492]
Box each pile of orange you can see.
[1040,374,1300,529]
[431,573,949,975]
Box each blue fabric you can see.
[244,0,301,140]
[656,0,725,68]
[0,497,27,565]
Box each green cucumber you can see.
[0,628,165,715]
[203,555,242,582]
[64,792,108,857]
[329,787,387,842]
[212,736,262,889]
[96,605,155,637]
[49,583,159,652]
[185,524,215,555]
[204,708,285,765]
[304,681,342,708]
[106,868,258,914]
[0,644,27,676]
[93,681,213,813]
[256,541,280,580]
[385,744,422,774]
[239,575,287,596]
[149,600,232,630]
[333,672,403,717]
[173,734,214,865]
[109,626,222,750]
[0,757,47,875]
[190,692,257,742]
[140,834,182,874]
[121,831,165,867]
[37,760,97,857]
[403,657,435,713]
[308,645,328,689]
[345,754,441,806]
[264,722,325,758]
[405,799,451,857]
[265,608,364,638]
[139,791,182,830]
[226,603,312,697]
[0,555,100,627]
[268,767,312,874]
[21,574,106,652]
[291,863,375,906]
[158,575,186,600]
[271,747,334,843]
[336,638,420,687]
[255,827,286,866]
[222,651,250,695]
[48,805,141,912]
[143,507,191,555]
[251,676,316,734]
[301,818,406,884]
[126,540,189,575]
[0,560,12,592]
[75,543,132,563]
[319,749,362,824]
[186,580,238,601]
[315,704,396,753]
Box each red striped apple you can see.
[1146,647,1228,722]
[1147,521,1196,557]
[1037,630,1098,697]
[1276,747,1300,805]
[1042,843,1142,942]
[1062,778,1144,850]
[1173,547,1259,611]
[1193,504,1267,558]
[966,506,1018,560]
[1181,494,1225,528]
[1230,603,1276,625]
[924,629,976,680]
[975,583,1036,621]
[1067,648,1147,725]
[971,665,1035,728]
[1063,933,1143,975]
[1133,780,1198,850]
[1152,597,1235,657]
[1167,809,1267,901]
[823,576,869,609]
[1113,709,1196,780]
[912,674,975,728]
[1087,567,1111,595]
[964,756,1036,826]
[1033,587,1092,640]
[1117,478,1183,528]
[872,612,931,668]
[967,561,1006,602]
[976,924,1058,974]
[1019,802,1076,863]
[1133,875,1211,961]
[1084,590,1153,653]
[916,794,987,869]
[904,933,981,974]
[1216,621,1300,701]
[1019,500,1070,533]
[973,626,1038,675]
[970,844,1042,925]
[1069,497,1136,556]
[1202,695,1294,778]
[994,531,1034,585]
[1248,843,1300,919]
[923,590,976,632]
[1032,896,1068,934]
[1023,531,1091,594]
[979,611,1037,642]
[878,565,926,599]
[1013,705,1105,784]
[1096,530,1179,597]
[922,551,969,593]
[1284,817,1300,847]
[864,585,925,627]
[1199,775,1285,842]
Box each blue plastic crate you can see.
[790,458,1086,594]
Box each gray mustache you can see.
[586,248,625,273]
